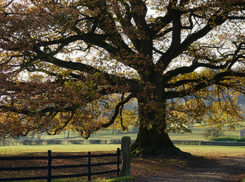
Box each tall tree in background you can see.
[0,0,245,156]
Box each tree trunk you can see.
[131,83,189,157]
[131,123,184,156]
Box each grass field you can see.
[1,126,244,181]
[85,126,242,141]
[0,144,245,182]
[25,126,242,141]
[1,144,245,157]
[9,126,241,141]
[0,144,121,155]
[169,126,242,141]
[178,145,245,157]
[0,144,130,182]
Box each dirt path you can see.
[130,157,245,182]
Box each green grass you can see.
[1,144,244,181]
[1,144,245,157]
[177,145,245,157]
[13,126,243,142]
[213,136,245,142]
[0,144,120,156]
[0,144,129,182]
[169,126,241,141]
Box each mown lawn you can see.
[169,126,242,141]
[1,144,245,157]
[0,144,121,156]
[1,144,245,182]
[177,145,245,158]
[20,125,243,141]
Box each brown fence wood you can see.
[0,148,121,182]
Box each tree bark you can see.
[131,81,190,157]
[131,124,183,156]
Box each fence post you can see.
[116,148,120,177]
[88,151,91,181]
[120,136,131,176]
[47,150,52,182]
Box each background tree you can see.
[0,0,245,156]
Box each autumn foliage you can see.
[0,0,245,155]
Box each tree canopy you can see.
[0,0,245,155]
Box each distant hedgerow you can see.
[214,136,245,142]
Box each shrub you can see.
[213,136,238,142]
[214,136,245,142]
[22,140,35,145]
[203,128,224,140]
[46,140,63,145]
[87,140,105,144]
[109,139,121,144]
[69,140,85,144]
[239,137,245,142]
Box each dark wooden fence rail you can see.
[0,148,121,182]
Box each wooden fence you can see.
[0,148,121,182]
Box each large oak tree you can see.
[0,0,245,156]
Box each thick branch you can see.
[165,62,227,82]
[82,93,134,139]
[157,10,227,71]
[166,71,245,99]
[129,0,148,34]
[1,0,14,8]
[166,77,207,88]
[101,93,134,128]
[129,0,153,57]
[0,104,78,116]
[150,14,172,38]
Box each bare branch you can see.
[1,0,14,8]
[82,93,134,139]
